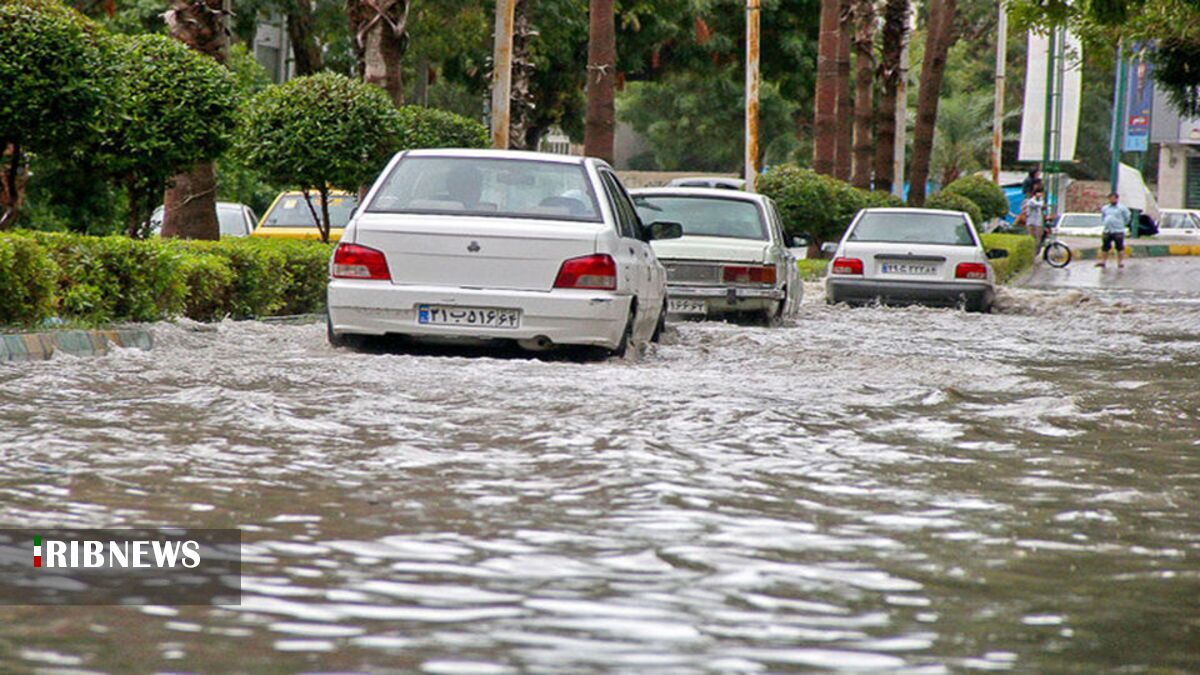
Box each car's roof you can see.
[404,148,588,165]
[1159,208,1197,214]
[862,208,967,217]
[1059,212,1099,216]
[630,187,766,203]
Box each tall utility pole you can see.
[584,0,617,163]
[1109,41,1127,195]
[991,1,1007,182]
[490,0,517,149]
[745,0,761,191]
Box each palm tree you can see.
[160,0,228,240]
[931,92,1008,187]
[813,0,840,175]
[873,0,909,193]
[834,0,853,181]
[585,0,616,163]
[850,0,875,189]
[907,0,957,206]
[348,0,410,106]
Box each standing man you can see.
[1022,187,1047,246]
[1097,192,1131,269]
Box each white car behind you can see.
[1156,209,1200,238]
[326,149,678,356]
[824,208,1007,313]
[630,188,802,325]
[1053,212,1105,236]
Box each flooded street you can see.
[1,283,1198,672]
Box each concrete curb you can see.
[0,328,153,363]
[1074,243,1200,260]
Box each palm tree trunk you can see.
[509,0,537,150]
[834,0,853,182]
[907,0,956,206]
[873,0,908,193]
[348,0,410,107]
[286,0,324,75]
[584,0,616,163]
[0,143,26,229]
[161,0,228,241]
[813,0,840,176]
[851,0,875,189]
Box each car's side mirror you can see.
[821,242,839,255]
[644,221,683,241]
[986,248,1009,260]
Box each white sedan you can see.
[1053,212,1105,236]
[326,149,678,356]
[824,208,1007,313]
[630,188,802,325]
[1156,209,1200,238]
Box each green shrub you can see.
[758,165,866,243]
[235,73,403,241]
[29,232,187,323]
[926,192,984,226]
[0,233,57,326]
[796,258,828,281]
[395,105,490,151]
[943,175,1010,221]
[244,238,333,315]
[0,233,333,326]
[981,233,1036,284]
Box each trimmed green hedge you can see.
[0,232,334,327]
[981,233,1036,284]
[926,192,984,226]
[758,165,904,244]
[942,176,1010,221]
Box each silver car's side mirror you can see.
[821,242,839,255]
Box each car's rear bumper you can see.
[667,284,783,313]
[826,278,993,309]
[328,280,631,349]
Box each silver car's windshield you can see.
[217,206,248,236]
[368,157,602,223]
[632,196,766,240]
[849,212,976,246]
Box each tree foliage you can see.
[942,175,1010,221]
[98,33,238,235]
[235,72,403,241]
[758,164,901,243]
[395,105,489,152]
[926,191,983,225]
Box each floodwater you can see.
[0,283,1198,672]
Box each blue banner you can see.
[1123,47,1154,152]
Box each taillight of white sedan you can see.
[327,149,682,356]
[824,207,1009,313]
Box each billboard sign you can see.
[1123,46,1154,152]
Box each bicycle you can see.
[1037,225,1072,268]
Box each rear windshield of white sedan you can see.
[368,157,602,222]
[632,196,766,240]
[1056,214,1103,229]
[849,212,976,246]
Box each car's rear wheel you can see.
[650,299,667,343]
[758,295,785,327]
[327,314,364,350]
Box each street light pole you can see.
[745,0,761,191]
[991,1,1007,183]
[1110,40,1127,195]
[490,0,517,149]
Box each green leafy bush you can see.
[926,192,984,226]
[98,33,239,232]
[28,232,188,323]
[235,73,403,241]
[0,233,57,325]
[758,165,903,243]
[981,233,1036,284]
[942,175,1010,221]
[395,105,490,151]
[0,0,104,160]
[0,233,335,326]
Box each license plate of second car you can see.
[668,299,708,315]
[881,262,938,276]
[418,305,521,328]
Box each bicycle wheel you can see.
[1044,241,1072,268]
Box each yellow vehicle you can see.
[252,191,359,241]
